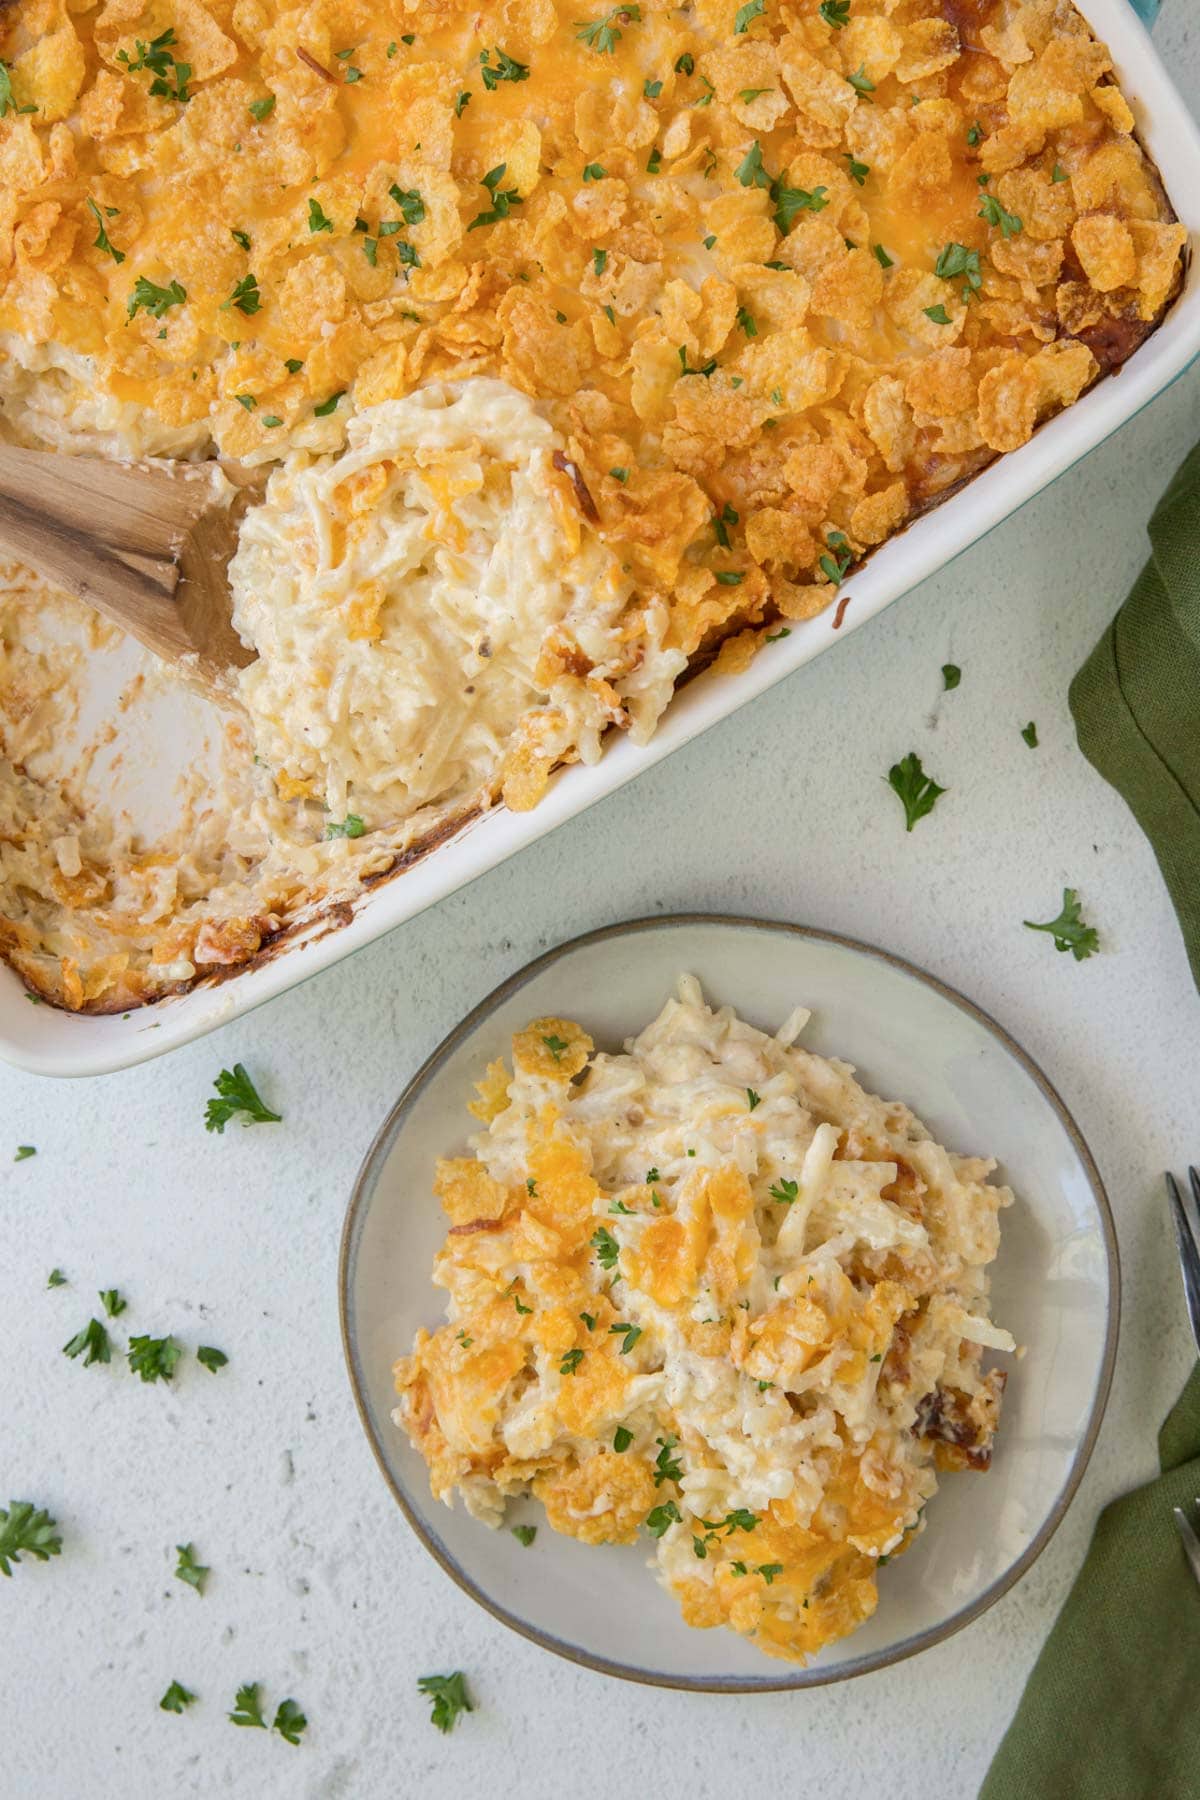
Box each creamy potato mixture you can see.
[394,978,1013,1664]
[0,0,1186,1008]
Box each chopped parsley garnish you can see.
[87,199,125,264]
[609,1321,642,1354]
[591,1226,620,1270]
[100,1288,126,1318]
[644,78,662,97]
[1051,162,1068,183]
[127,277,186,322]
[923,303,952,325]
[308,197,334,233]
[273,1698,307,1745]
[766,627,791,642]
[646,146,662,172]
[15,1144,35,1162]
[235,393,256,411]
[580,1311,596,1330]
[128,1334,183,1383]
[47,1269,67,1288]
[746,1087,761,1111]
[845,154,869,186]
[262,416,283,428]
[1023,888,1098,961]
[455,1329,473,1348]
[736,142,768,189]
[248,95,275,120]
[583,162,606,181]
[592,246,608,275]
[645,1500,681,1537]
[769,1178,798,1205]
[455,89,471,115]
[818,529,852,586]
[887,752,946,831]
[542,1032,570,1061]
[198,1345,228,1372]
[526,1178,538,1196]
[942,663,961,690]
[966,120,983,145]
[713,502,739,547]
[740,87,771,102]
[314,389,346,415]
[160,1681,196,1713]
[675,51,694,74]
[678,346,717,378]
[613,1425,634,1452]
[773,180,828,233]
[576,4,641,54]
[873,242,894,269]
[846,63,874,96]
[388,185,426,227]
[174,1542,209,1594]
[715,570,744,586]
[653,1435,683,1484]
[820,0,850,24]
[758,1563,784,1583]
[284,357,304,373]
[734,0,764,33]
[1021,720,1038,747]
[230,227,251,250]
[418,1672,473,1734]
[978,193,1022,237]
[609,1198,634,1214]
[222,273,261,315]
[559,1348,585,1375]
[610,466,629,481]
[511,1524,537,1546]
[0,62,14,119]
[514,1295,532,1315]
[205,1064,281,1133]
[117,29,191,104]
[0,1502,61,1576]
[468,163,523,231]
[229,1683,267,1730]
[362,238,378,265]
[325,813,366,838]
[63,1318,111,1366]
[480,47,529,87]
[934,241,981,302]
[693,1535,709,1559]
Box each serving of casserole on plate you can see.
[1,0,1198,1071]
[341,917,1118,1688]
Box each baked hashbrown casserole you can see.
[0,0,1188,1009]
[393,977,1014,1665]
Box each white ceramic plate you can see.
[340,915,1118,1689]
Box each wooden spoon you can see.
[0,445,260,698]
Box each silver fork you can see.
[1166,1165,1200,1587]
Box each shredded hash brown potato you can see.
[0,0,1188,1008]
[393,977,1014,1665]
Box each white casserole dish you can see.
[3,0,1199,1078]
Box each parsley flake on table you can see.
[769,1178,798,1205]
[63,1318,111,1366]
[127,1333,183,1382]
[613,1425,634,1452]
[160,1680,196,1713]
[174,1543,209,1594]
[197,1345,228,1372]
[47,1268,67,1288]
[205,1063,281,1133]
[15,1144,35,1161]
[645,1500,681,1537]
[229,1682,267,1729]
[100,1288,127,1318]
[418,1671,474,1733]
[576,4,641,54]
[1021,720,1039,747]
[942,663,962,690]
[0,1501,62,1576]
[127,276,186,321]
[511,1524,537,1546]
[887,752,946,831]
[273,1698,307,1745]
[1023,889,1099,961]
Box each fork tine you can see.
[1166,1173,1200,1357]
[1173,1505,1200,1590]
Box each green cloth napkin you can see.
[1069,440,1200,993]
[980,1364,1200,1800]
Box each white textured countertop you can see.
[6,23,1200,1797]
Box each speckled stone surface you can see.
[5,26,1200,1799]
